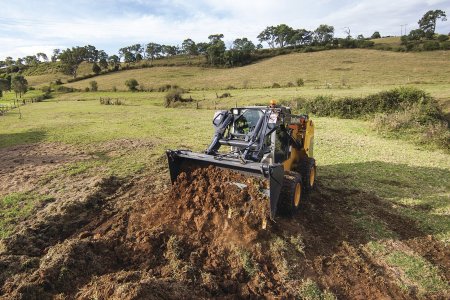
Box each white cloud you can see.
[1,0,449,59]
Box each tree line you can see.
[400,10,448,50]
[0,9,447,81]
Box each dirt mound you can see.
[1,166,448,299]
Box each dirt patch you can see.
[0,166,448,299]
[0,142,93,196]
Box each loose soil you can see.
[0,146,448,299]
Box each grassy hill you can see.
[370,36,402,46]
[59,49,450,104]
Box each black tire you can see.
[299,157,316,196]
[277,171,303,216]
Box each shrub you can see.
[218,92,231,98]
[165,88,193,107]
[125,79,139,91]
[92,63,101,75]
[41,86,52,93]
[158,84,180,92]
[440,41,450,50]
[300,87,437,119]
[89,81,98,92]
[372,105,449,150]
[55,78,63,85]
[272,83,281,88]
[84,87,90,92]
[423,41,440,51]
[34,92,52,102]
[112,86,117,92]
[437,34,449,42]
[99,97,124,105]
[286,82,295,87]
[298,87,448,150]
[296,78,305,87]
[55,86,76,93]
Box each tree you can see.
[11,75,28,98]
[108,55,120,70]
[24,55,38,65]
[313,24,334,45]
[130,44,143,59]
[89,81,98,91]
[145,43,162,62]
[371,31,381,39]
[182,38,198,56]
[410,29,425,40]
[119,47,135,63]
[289,29,313,47]
[161,45,178,57]
[418,10,447,39]
[98,50,108,61]
[196,42,209,55]
[343,27,351,39]
[257,26,277,48]
[99,58,108,70]
[206,34,226,65]
[36,52,48,62]
[125,79,139,91]
[92,62,101,75]
[97,50,108,69]
[225,37,256,66]
[0,78,10,98]
[15,58,24,67]
[59,46,89,78]
[84,45,99,62]
[233,38,255,52]
[51,49,61,62]
[5,57,14,67]
[258,24,295,48]
[274,24,294,48]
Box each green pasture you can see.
[1,93,448,242]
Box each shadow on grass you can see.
[0,130,47,148]
[277,160,449,257]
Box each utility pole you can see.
[400,24,408,36]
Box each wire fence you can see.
[0,98,41,116]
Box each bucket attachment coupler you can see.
[166,150,284,218]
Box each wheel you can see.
[277,171,303,216]
[299,157,316,196]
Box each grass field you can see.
[1,48,449,298]
[371,36,402,46]
[1,95,448,239]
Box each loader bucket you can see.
[166,150,284,218]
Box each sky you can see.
[1,0,449,59]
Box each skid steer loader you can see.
[166,100,316,218]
